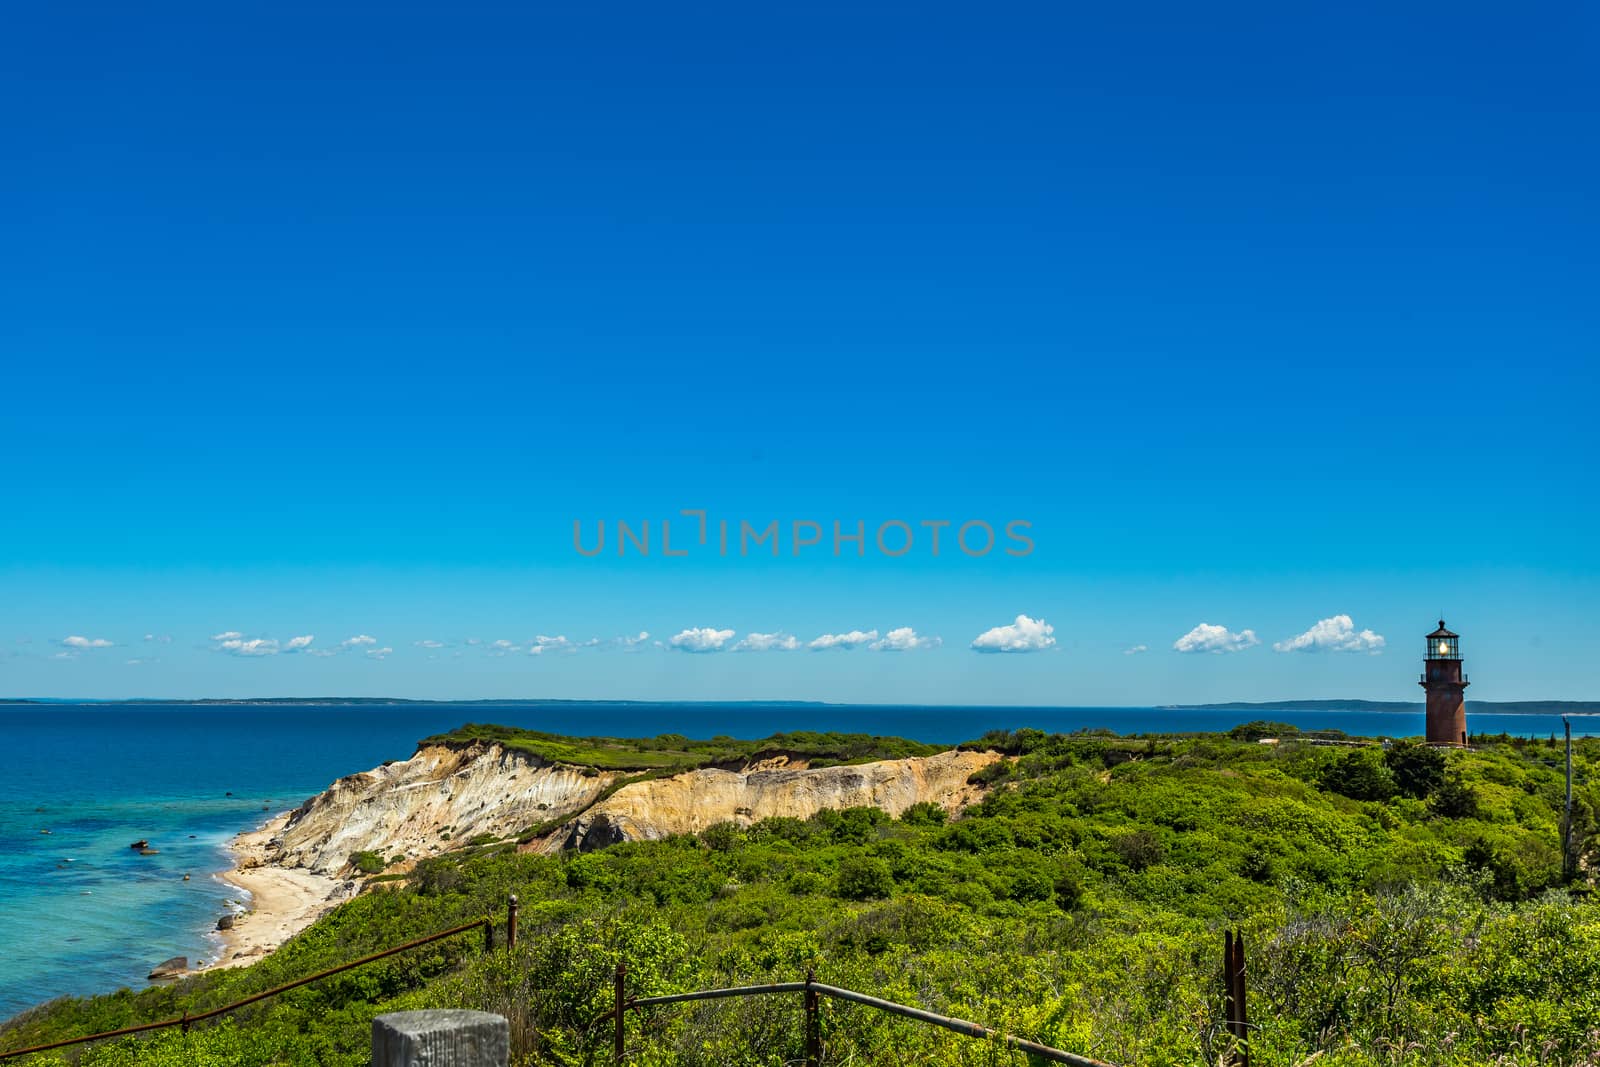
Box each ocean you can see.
[1,701,1593,1021]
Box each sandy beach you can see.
[208,813,349,970]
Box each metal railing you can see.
[598,963,1119,1066]
[0,916,493,1061]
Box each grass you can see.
[421,723,941,772]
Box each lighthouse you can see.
[1420,620,1468,746]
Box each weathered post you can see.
[482,917,494,954]
[506,894,519,951]
[1564,719,1575,883]
[372,1010,508,1067]
[614,961,627,1061]
[1223,931,1235,1061]
[1222,931,1249,1067]
[804,968,821,1067]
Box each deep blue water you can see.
[1,701,1593,1021]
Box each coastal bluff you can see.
[246,739,1001,876]
[545,750,996,851]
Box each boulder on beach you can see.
[148,956,187,980]
[216,914,235,931]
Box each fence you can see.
[0,896,1255,1065]
[0,916,492,1062]
[598,965,1118,1066]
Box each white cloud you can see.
[486,639,519,656]
[143,634,172,644]
[341,635,377,648]
[736,631,802,652]
[970,615,1056,654]
[617,631,650,651]
[870,627,941,651]
[305,648,337,657]
[1123,644,1149,655]
[1273,615,1386,654]
[670,627,736,653]
[61,636,113,650]
[209,631,315,656]
[216,636,281,657]
[415,639,447,649]
[366,646,394,660]
[529,635,573,655]
[808,629,880,651]
[1173,623,1259,654]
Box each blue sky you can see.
[2,2,1595,704]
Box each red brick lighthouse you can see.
[1421,620,1469,746]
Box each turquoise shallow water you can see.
[1,701,1592,1021]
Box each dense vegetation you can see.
[5,726,1600,1066]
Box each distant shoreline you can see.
[3,697,1598,715]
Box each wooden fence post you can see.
[804,968,821,1067]
[1223,930,1249,1067]
[482,917,494,954]
[506,894,519,951]
[614,962,627,1061]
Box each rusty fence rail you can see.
[599,964,1120,1067]
[0,916,494,1062]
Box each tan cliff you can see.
[540,749,1000,852]
[244,742,1003,877]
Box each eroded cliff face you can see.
[252,742,1002,875]
[259,742,623,874]
[540,749,1000,852]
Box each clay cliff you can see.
[544,749,998,851]
[257,742,624,874]
[246,741,1001,876]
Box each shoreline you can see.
[205,813,347,971]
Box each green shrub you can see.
[349,850,387,874]
[1386,740,1447,799]
[1321,747,1397,801]
[834,856,895,900]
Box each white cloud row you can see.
[665,627,960,652]
[1171,615,1385,655]
[208,632,389,659]
[53,613,1388,663]
[668,625,945,653]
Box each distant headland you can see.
[2,697,1597,714]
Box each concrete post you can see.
[373,1010,509,1067]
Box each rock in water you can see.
[216,914,235,930]
[148,956,187,979]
